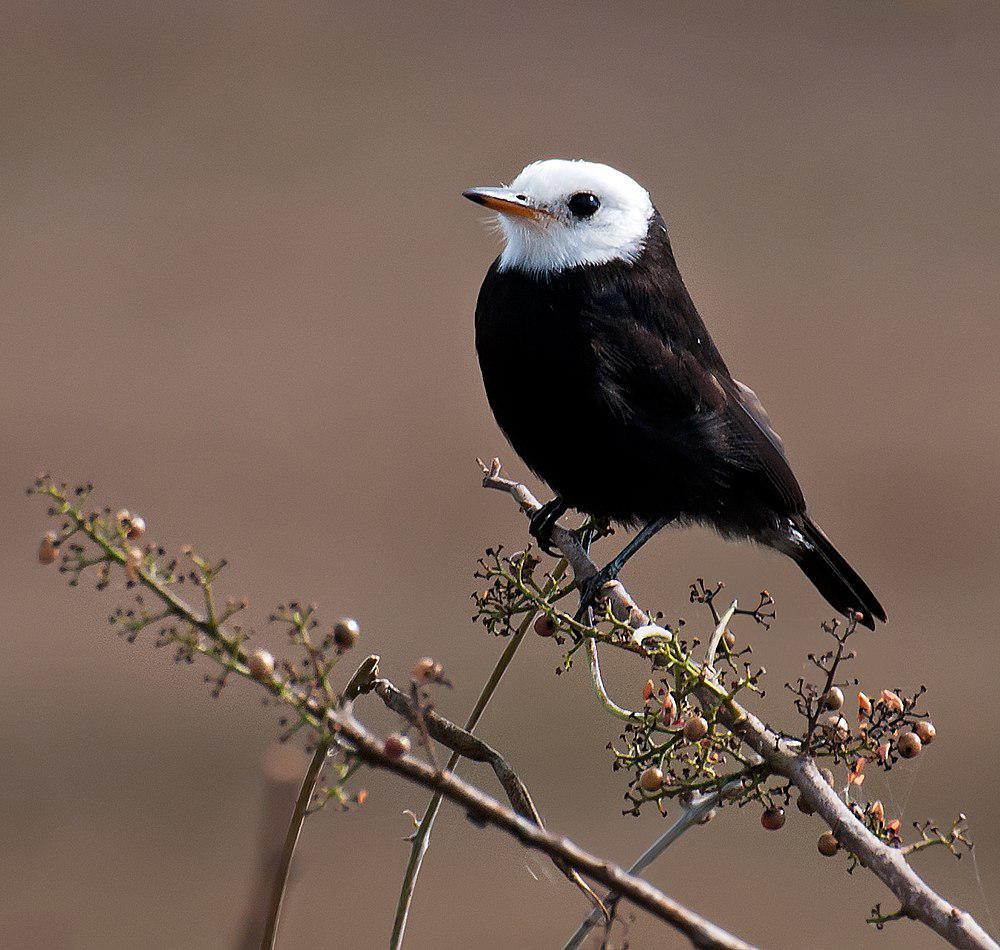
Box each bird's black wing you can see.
[585,290,806,516]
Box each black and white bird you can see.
[464,159,886,628]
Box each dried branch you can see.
[481,458,998,950]
[31,480,746,949]
[330,703,755,950]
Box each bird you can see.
[463,159,886,629]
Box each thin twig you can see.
[260,656,381,948]
[482,459,999,950]
[387,559,579,950]
[586,638,642,721]
[563,778,747,950]
[261,739,329,950]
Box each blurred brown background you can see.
[3,2,999,947]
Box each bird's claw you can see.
[529,496,568,556]
[574,566,619,622]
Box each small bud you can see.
[817,832,839,857]
[642,679,655,703]
[383,733,410,758]
[722,630,736,650]
[248,649,275,680]
[820,767,836,788]
[413,657,442,682]
[126,515,146,541]
[534,615,556,638]
[333,617,360,649]
[822,686,844,711]
[761,806,785,831]
[878,689,904,713]
[38,531,58,565]
[124,546,143,582]
[639,766,663,792]
[897,731,922,759]
[857,690,872,715]
[914,721,936,744]
[661,693,677,721]
[115,509,131,524]
[870,800,885,825]
[683,716,709,742]
[796,794,815,816]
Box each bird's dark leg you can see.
[529,495,568,556]
[575,516,672,620]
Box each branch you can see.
[32,483,746,950]
[328,702,755,950]
[360,670,605,912]
[481,459,998,950]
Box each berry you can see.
[898,731,922,758]
[126,515,146,541]
[534,615,556,637]
[914,721,936,744]
[761,806,785,831]
[248,649,275,681]
[817,832,839,857]
[796,795,815,816]
[639,766,663,792]
[38,531,58,565]
[333,617,360,649]
[683,716,709,742]
[822,686,844,711]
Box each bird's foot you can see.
[529,496,568,556]
[574,564,621,622]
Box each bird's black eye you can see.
[567,192,600,219]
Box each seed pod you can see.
[796,794,815,816]
[661,693,677,722]
[722,630,736,650]
[639,766,663,793]
[126,515,146,541]
[333,617,360,649]
[822,686,844,711]
[533,614,556,637]
[914,721,936,744]
[115,509,131,525]
[761,806,785,831]
[857,691,872,716]
[683,716,709,742]
[870,800,885,825]
[817,832,839,857]
[642,679,655,703]
[383,733,410,758]
[38,531,58,565]
[897,731,922,759]
[248,649,275,680]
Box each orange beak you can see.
[462,187,551,220]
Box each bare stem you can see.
[261,740,329,950]
[388,559,570,950]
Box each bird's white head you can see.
[463,159,655,276]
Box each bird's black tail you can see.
[791,516,886,630]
